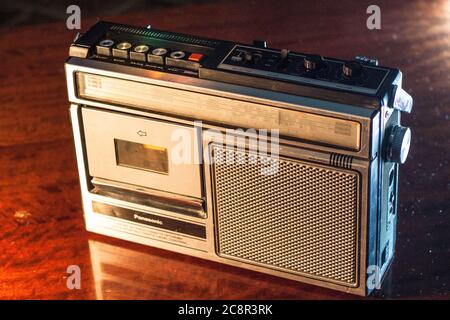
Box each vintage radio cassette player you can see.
[65,21,413,295]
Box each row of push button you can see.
[95,39,204,71]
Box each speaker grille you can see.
[211,144,359,285]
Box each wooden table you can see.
[0,0,448,299]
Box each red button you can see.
[188,53,204,62]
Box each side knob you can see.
[342,61,363,77]
[386,125,412,164]
[304,54,324,71]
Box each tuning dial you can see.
[304,54,324,71]
[386,125,411,164]
[342,61,363,77]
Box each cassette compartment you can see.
[81,107,203,199]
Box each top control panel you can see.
[68,21,412,110]
[217,45,389,95]
[95,37,206,73]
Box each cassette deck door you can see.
[81,107,202,199]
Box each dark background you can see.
[0,0,448,299]
[0,0,210,27]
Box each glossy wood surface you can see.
[0,0,448,299]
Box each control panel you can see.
[68,21,411,107]
[94,37,207,75]
[217,45,390,95]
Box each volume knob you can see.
[386,125,412,164]
[304,54,324,71]
[343,61,363,77]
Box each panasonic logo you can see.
[133,214,163,225]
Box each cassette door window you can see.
[81,107,202,198]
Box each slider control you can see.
[243,51,262,65]
[304,54,324,71]
[244,51,253,63]
[342,61,363,78]
[278,49,290,69]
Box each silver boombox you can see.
[66,21,413,295]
